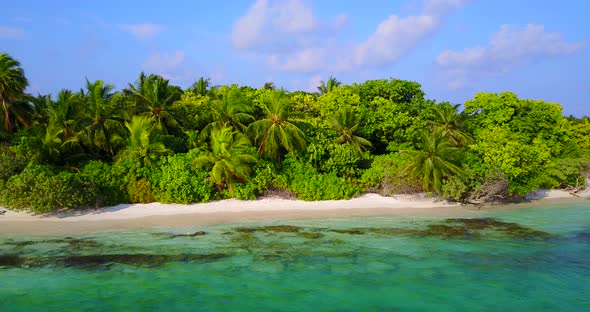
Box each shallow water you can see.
[1,201,589,311]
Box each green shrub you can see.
[127,178,155,203]
[81,160,128,206]
[150,151,213,203]
[442,176,468,201]
[0,144,25,181]
[0,165,97,213]
[360,153,421,195]
[281,157,363,201]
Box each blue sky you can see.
[2,0,589,116]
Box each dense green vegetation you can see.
[0,53,588,213]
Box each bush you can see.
[150,151,213,203]
[442,176,468,201]
[127,178,155,203]
[281,157,363,201]
[0,165,97,213]
[360,153,421,195]
[223,160,286,200]
[81,160,128,206]
[0,144,25,181]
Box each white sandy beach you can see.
[0,189,588,235]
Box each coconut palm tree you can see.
[0,53,29,132]
[404,129,463,194]
[329,107,372,152]
[48,89,81,140]
[26,93,52,127]
[431,102,473,147]
[191,77,210,96]
[40,119,64,163]
[193,126,257,191]
[74,79,126,157]
[199,86,254,140]
[115,116,171,166]
[248,90,306,160]
[317,76,341,95]
[126,73,182,134]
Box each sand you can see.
[0,190,588,236]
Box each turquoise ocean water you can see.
[1,201,589,311]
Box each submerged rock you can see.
[330,229,366,235]
[0,253,228,269]
[444,218,552,240]
[297,232,324,239]
[0,254,23,266]
[4,237,102,250]
[172,231,207,238]
[234,225,303,234]
[422,224,472,238]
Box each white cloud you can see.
[355,15,438,66]
[232,0,349,72]
[423,0,472,15]
[307,75,323,92]
[270,48,326,72]
[232,0,319,50]
[232,0,470,75]
[436,24,586,88]
[119,23,163,41]
[353,0,470,67]
[0,26,25,39]
[143,51,188,80]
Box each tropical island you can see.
[0,52,589,217]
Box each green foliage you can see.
[404,130,463,195]
[465,92,575,195]
[329,107,372,152]
[127,178,155,203]
[571,117,590,153]
[360,153,421,195]
[115,115,171,166]
[81,160,127,206]
[321,144,364,179]
[0,144,25,181]
[248,90,307,160]
[281,157,363,201]
[1,52,587,209]
[0,165,96,213]
[317,76,341,95]
[126,73,182,134]
[0,53,29,132]
[442,176,469,201]
[316,86,360,119]
[193,127,258,192]
[150,151,213,203]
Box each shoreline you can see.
[0,190,588,236]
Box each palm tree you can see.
[193,126,257,191]
[27,93,51,127]
[431,103,473,147]
[248,90,306,160]
[404,129,463,194]
[0,53,29,132]
[317,76,341,95]
[199,86,254,140]
[126,73,182,133]
[263,82,276,90]
[329,107,372,152]
[116,116,171,166]
[74,79,126,156]
[191,77,210,96]
[40,119,64,163]
[48,89,80,140]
